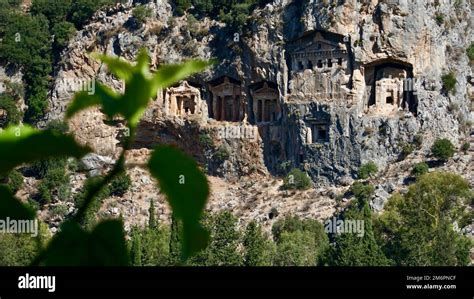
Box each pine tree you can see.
[375,172,471,266]
[169,215,182,265]
[189,211,243,266]
[148,199,156,229]
[329,200,390,266]
[130,228,142,266]
[243,221,274,266]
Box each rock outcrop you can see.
[37,0,472,232]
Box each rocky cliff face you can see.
[41,0,473,228]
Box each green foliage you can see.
[68,0,117,28]
[374,172,472,266]
[0,51,210,266]
[37,164,71,204]
[0,95,22,127]
[214,145,230,162]
[129,228,142,266]
[467,43,474,61]
[329,200,391,266]
[3,169,24,194]
[0,12,52,123]
[31,157,67,179]
[31,0,72,24]
[109,171,131,197]
[282,168,312,190]
[148,199,157,229]
[2,81,25,100]
[411,162,429,177]
[129,223,170,266]
[431,138,455,161]
[66,49,211,128]
[74,176,110,228]
[400,142,414,159]
[132,5,152,24]
[50,204,68,218]
[148,146,210,259]
[40,219,129,266]
[0,125,90,176]
[350,182,375,200]
[0,13,51,69]
[274,230,318,266]
[358,161,378,179]
[0,221,48,266]
[0,185,35,221]
[441,72,457,94]
[199,132,213,149]
[52,21,77,50]
[219,2,251,33]
[272,216,329,265]
[175,0,192,15]
[461,141,470,152]
[168,215,182,265]
[174,0,271,33]
[189,211,242,266]
[0,233,40,266]
[435,13,444,26]
[243,221,274,266]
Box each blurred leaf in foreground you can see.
[0,125,91,176]
[66,49,212,128]
[148,146,210,259]
[40,219,129,266]
[0,185,35,220]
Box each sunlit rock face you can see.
[44,0,472,186]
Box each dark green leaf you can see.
[0,125,91,175]
[41,220,129,266]
[65,83,120,120]
[150,59,214,95]
[93,54,134,82]
[148,146,210,258]
[0,185,35,220]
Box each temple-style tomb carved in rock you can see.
[158,29,418,137]
[290,31,349,72]
[363,58,417,115]
[304,106,331,145]
[286,30,353,103]
[208,76,245,122]
[163,81,204,117]
[250,81,280,123]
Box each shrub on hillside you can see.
[431,138,455,161]
[0,95,22,127]
[466,43,474,61]
[214,145,230,162]
[411,162,429,177]
[109,171,132,197]
[132,5,152,24]
[350,182,375,200]
[441,73,456,94]
[282,168,312,190]
[358,162,378,179]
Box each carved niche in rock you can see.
[250,81,280,123]
[363,58,417,116]
[287,30,351,102]
[208,76,244,122]
[163,81,203,117]
[304,106,331,144]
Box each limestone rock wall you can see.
[43,0,473,185]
